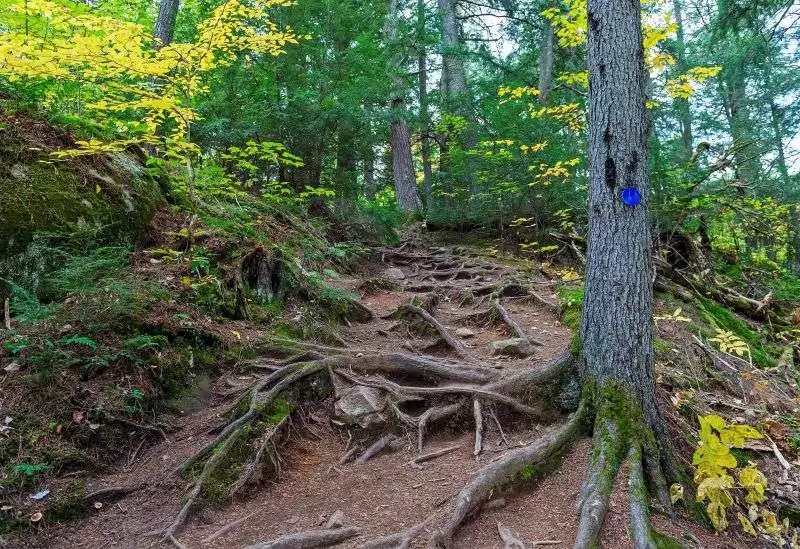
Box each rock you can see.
[331,374,387,428]
[325,510,346,529]
[489,338,535,358]
[455,328,475,338]
[3,362,19,373]
[382,267,406,280]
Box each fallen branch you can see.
[410,445,461,466]
[473,399,484,456]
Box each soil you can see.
[11,239,750,549]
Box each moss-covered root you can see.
[574,423,665,549]
[628,443,658,549]
[574,420,622,549]
[159,426,247,549]
[430,402,586,549]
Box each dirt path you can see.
[23,241,738,549]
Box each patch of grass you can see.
[558,285,584,331]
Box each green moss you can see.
[558,285,584,331]
[0,153,163,257]
[652,530,687,549]
[695,299,778,368]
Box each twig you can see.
[409,445,461,465]
[202,511,260,544]
[473,399,484,457]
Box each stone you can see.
[488,338,535,358]
[332,374,387,429]
[325,510,346,529]
[455,328,475,338]
[382,267,406,280]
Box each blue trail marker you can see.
[621,186,642,207]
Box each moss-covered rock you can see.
[0,115,164,257]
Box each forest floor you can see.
[13,232,757,549]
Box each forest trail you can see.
[30,237,732,549]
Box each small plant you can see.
[709,329,751,362]
[3,335,29,355]
[654,307,691,324]
[688,415,787,541]
[56,336,98,350]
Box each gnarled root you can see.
[627,443,658,549]
[243,526,361,549]
[431,402,586,548]
[357,521,430,549]
[574,420,621,549]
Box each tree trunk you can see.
[438,0,469,108]
[723,68,760,190]
[584,0,655,415]
[538,9,555,103]
[672,0,693,161]
[576,0,675,544]
[154,0,180,49]
[769,100,790,187]
[386,0,421,213]
[418,0,434,205]
[438,0,477,196]
[363,102,376,199]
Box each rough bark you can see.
[418,0,434,204]
[154,0,180,49]
[672,0,693,160]
[582,0,655,404]
[387,0,421,213]
[579,3,679,545]
[538,8,555,103]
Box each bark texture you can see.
[582,0,655,403]
[387,0,422,212]
[538,10,555,103]
[418,0,434,203]
[154,0,180,49]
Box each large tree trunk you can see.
[418,0,434,205]
[576,1,676,545]
[672,0,693,160]
[363,104,377,199]
[583,0,654,402]
[386,0,421,213]
[538,7,555,103]
[154,0,180,49]
[438,0,469,107]
[438,0,477,196]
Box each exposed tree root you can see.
[230,415,290,497]
[356,434,398,464]
[157,425,247,548]
[357,521,429,549]
[395,304,482,363]
[627,444,658,549]
[574,421,620,549]
[492,300,542,347]
[243,526,361,549]
[431,402,586,548]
